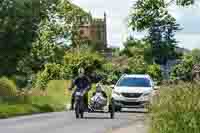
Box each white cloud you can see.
[176,33,200,49]
[169,1,200,34]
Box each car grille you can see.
[120,101,141,106]
[121,93,142,98]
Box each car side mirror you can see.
[110,85,115,89]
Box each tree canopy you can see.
[0,0,90,77]
[129,0,182,65]
[170,49,200,81]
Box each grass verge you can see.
[150,82,200,133]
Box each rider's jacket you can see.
[72,76,91,91]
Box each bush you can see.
[34,63,64,90]
[100,63,121,84]
[150,83,200,133]
[170,52,198,81]
[11,75,28,88]
[0,77,17,96]
[32,80,70,110]
[147,64,162,82]
[45,80,70,106]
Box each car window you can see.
[117,77,151,87]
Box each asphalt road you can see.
[0,110,147,133]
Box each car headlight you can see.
[140,93,151,101]
[113,91,121,96]
[143,93,151,97]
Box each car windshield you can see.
[117,77,151,87]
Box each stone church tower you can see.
[78,12,108,51]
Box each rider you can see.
[68,68,91,110]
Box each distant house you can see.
[175,47,190,54]
[192,64,200,81]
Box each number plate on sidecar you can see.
[75,92,81,96]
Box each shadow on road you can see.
[119,110,148,114]
[83,116,111,120]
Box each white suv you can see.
[111,74,155,111]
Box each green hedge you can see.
[0,96,65,119]
[0,80,69,118]
[0,104,36,118]
[150,83,200,133]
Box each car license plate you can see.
[127,99,137,102]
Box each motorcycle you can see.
[74,82,115,119]
[74,90,86,119]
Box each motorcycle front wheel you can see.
[110,99,115,119]
[75,99,85,119]
[75,102,80,119]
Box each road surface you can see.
[0,110,147,133]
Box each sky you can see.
[72,0,200,50]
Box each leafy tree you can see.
[17,0,90,78]
[0,0,61,76]
[129,0,180,65]
[64,49,105,79]
[121,38,153,64]
[0,0,40,76]
[128,55,148,74]
[119,37,162,81]
[114,48,148,74]
[57,0,92,48]
[17,20,65,75]
[171,0,194,6]
[148,16,180,64]
[123,37,147,49]
[34,63,64,90]
[0,0,89,75]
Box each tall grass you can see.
[150,82,200,133]
[31,80,71,111]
